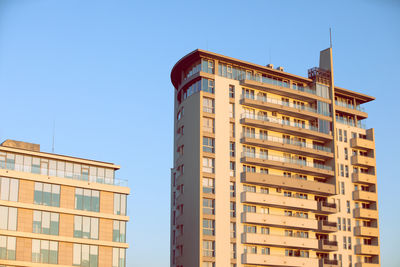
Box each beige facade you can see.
[170,49,380,267]
[0,140,129,267]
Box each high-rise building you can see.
[0,139,129,267]
[170,48,380,267]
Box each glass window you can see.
[74,216,99,240]
[75,188,100,212]
[0,177,19,201]
[73,244,98,267]
[112,248,126,267]
[113,221,126,242]
[114,193,127,215]
[203,198,214,215]
[34,182,60,207]
[0,206,17,231]
[202,178,214,194]
[203,137,215,153]
[202,241,215,257]
[33,211,59,235]
[203,219,215,236]
[31,239,57,264]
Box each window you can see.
[347,201,351,214]
[34,182,60,207]
[230,142,235,157]
[0,177,19,201]
[338,217,341,230]
[202,157,214,173]
[112,248,126,267]
[260,187,269,194]
[229,85,235,98]
[203,262,215,267]
[243,185,256,192]
[203,178,215,194]
[343,236,347,249]
[203,118,214,133]
[243,165,256,173]
[338,129,343,141]
[203,241,215,257]
[243,205,256,213]
[229,103,235,118]
[230,202,236,217]
[344,130,348,142]
[348,218,351,232]
[230,222,236,238]
[230,122,235,137]
[114,193,127,215]
[202,78,214,94]
[201,59,214,74]
[343,218,347,232]
[345,165,349,178]
[261,247,270,255]
[340,164,344,177]
[245,245,257,254]
[33,211,59,235]
[231,243,236,259]
[203,198,214,215]
[72,216,98,240]
[230,182,235,197]
[177,108,183,121]
[113,221,126,242]
[244,225,256,233]
[344,148,348,160]
[32,239,58,264]
[203,137,215,153]
[203,97,214,114]
[260,168,269,174]
[0,235,16,260]
[73,244,98,267]
[340,182,345,195]
[0,206,17,230]
[75,188,100,212]
[261,227,270,235]
[203,219,215,235]
[230,162,236,177]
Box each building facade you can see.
[170,49,380,267]
[0,139,129,267]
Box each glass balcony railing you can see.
[241,95,331,116]
[241,152,332,171]
[335,117,366,129]
[335,100,365,112]
[0,162,128,186]
[240,113,320,132]
[241,132,331,153]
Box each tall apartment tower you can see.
[170,49,380,267]
[0,139,129,267]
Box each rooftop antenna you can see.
[330,27,332,48]
[52,120,55,153]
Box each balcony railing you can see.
[241,132,332,153]
[320,202,337,209]
[241,152,332,171]
[241,113,320,132]
[241,95,331,116]
[321,259,339,265]
[0,162,128,186]
[335,100,365,112]
[336,116,366,129]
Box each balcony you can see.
[241,191,318,211]
[355,263,380,267]
[351,155,376,167]
[319,258,339,267]
[242,212,318,230]
[240,133,333,160]
[240,95,331,121]
[241,152,334,178]
[353,190,377,202]
[355,244,380,255]
[354,208,379,219]
[318,240,338,251]
[352,173,377,185]
[242,232,318,250]
[240,113,333,141]
[242,253,318,266]
[317,220,337,233]
[241,172,336,196]
[335,100,368,119]
[354,226,379,237]
[350,138,374,150]
[317,202,337,214]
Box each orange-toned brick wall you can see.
[18,179,34,203]
[99,218,113,242]
[59,241,73,265]
[60,185,75,210]
[16,237,31,262]
[59,213,74,237]
[100,191,114,214]
[17,208,33,232]
[99,246,112,267]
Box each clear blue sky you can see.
[0,0,399,266]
